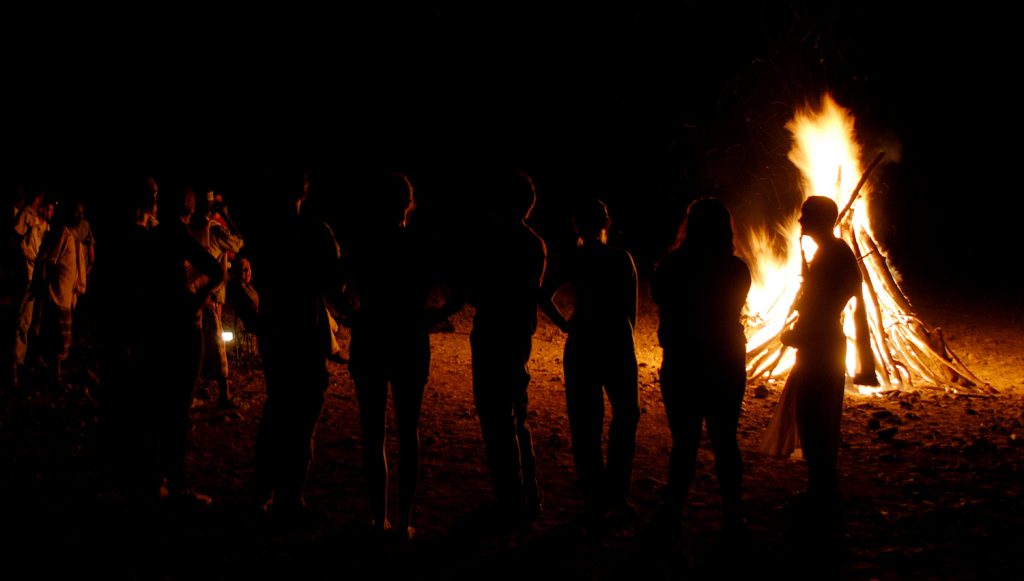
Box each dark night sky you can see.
[4,3,1020,297]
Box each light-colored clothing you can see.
[190,217,243,304]
[14,207,48,281]
[13,207,50,364]
[71,219,96,272]
[36,226,87,362]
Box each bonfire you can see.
[741,94,994,395]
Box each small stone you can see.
[872,410,894,419]
[966,408,979,415]
[754,384,770,399]
[868,418,881,430]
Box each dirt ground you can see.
[2,283,1022,580]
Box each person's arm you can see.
[625,251,638,331]
[538,244,570,333]
[180,228,225,314]
[424,236,469,326]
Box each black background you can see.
[4,3,1020,298]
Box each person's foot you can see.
[395,525,415,542]
[370,517,392,532]
[163,487,213,509]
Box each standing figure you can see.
[33,198,88,389]
[651,197,751,535]
[248,172,342,525]
[776,195,861,511]
[345,173,438,540]
[189,190,244,409]
[12,190,48,370]
[437,171,547,522]
[539,198,639,530]
[138,185,225,505]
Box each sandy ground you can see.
[1,285,1022,580]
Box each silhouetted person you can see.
[343,173,438,540]
[137,185,224,506]
[438,171,547,522]
[779,196,860,512]
[651,198,751,535]
[93,176,161,494]
[247,172,341,525]
[0,187,27,395]
[540,198,639,530]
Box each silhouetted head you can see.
[161,186,196,224]
[676,197,735,255]
[369,172,415,228]
[259,169,310,212]
[799,195,838,241]
[53,197,83,229]
[134,178,159,223]
[489,171,537,221]
[573,198,611,244]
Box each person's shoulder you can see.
[828,237,858,265]
[654,248,684,271]
[605,244,637,268]
[727,253,750,271]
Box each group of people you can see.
[2,188,94,394]
[6,170,862,541]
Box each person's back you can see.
[458,171,547,520]
[469,219,545,339]
[249,209,339,360]
[651,197,752,536]
[346,226,431,335]
[565,242,636,338]
[540,198,640,528]
[653,245,749,371]
[246,171,341,523]
[147,218,206,330]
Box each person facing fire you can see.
[343,172,439,541]
[139,185,225,507]
[780,195,861,512]
[651,197,751,536]
[247,170,342,526]
[539,198,640,532]
[435,170,547,523]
